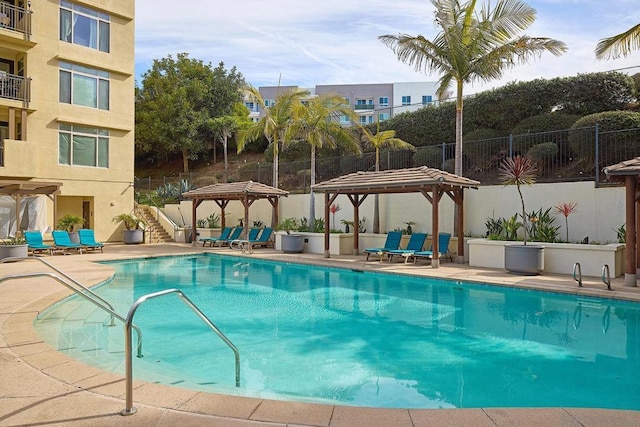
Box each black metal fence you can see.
[135,125,639,194]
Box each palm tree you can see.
[237,85,309,189]
[359,123,415,233]
[596,23,640,59]
[379,0,567,177]
[294,94,360,225]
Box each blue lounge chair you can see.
[230,227,274,253]
[52,230,83,254]
[409,233,452,264]
[386,233,427,263]
[364,231,402,261]
[24,231,53,255]
[78,229,104,252]
[212,226,243,247]
[247,228,261,241]
[201,227,232,247]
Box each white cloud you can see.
[135,0,640,93]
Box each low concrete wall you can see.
[468,238,625,277]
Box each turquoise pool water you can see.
[34,254,640,409]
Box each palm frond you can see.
[596,23,640,60]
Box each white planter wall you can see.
[164,182,625,246]
[468,238,625,277]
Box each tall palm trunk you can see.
[455,80,464,177]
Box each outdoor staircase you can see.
[135,205,174,243]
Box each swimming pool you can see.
[34,254,640,410]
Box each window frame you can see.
[58,123,109,168]
[59,61,110,110]
[60,0,110,53]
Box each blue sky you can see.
[135,0,640,95]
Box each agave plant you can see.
[499,156,537,245]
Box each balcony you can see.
[354,104,374,111]
[0,138,37,173]
[0,3,31,39]
[0,73,30,103]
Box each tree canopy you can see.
[135,53,245,172]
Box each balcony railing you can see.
[0,73,30,103]
[354,104,374,111]
[0,2,31,37]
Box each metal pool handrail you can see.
[2,256,117,324]
[121,288,240,416]
[0,270,143,358]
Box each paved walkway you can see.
[1,243,640,426]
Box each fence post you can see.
[594,124,600,186]
[441,142,446,170]
[257,163,261,183]
[509,134,513,158]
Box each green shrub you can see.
[413,146,444,168]
[568,111,640,170]
[527,142,558,176]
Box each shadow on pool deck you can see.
[1,242,639,427]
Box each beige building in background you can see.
[0,0,134,242]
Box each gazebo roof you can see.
[311,166,480,194]
[603,156,640,177]
[0,179,62,196]
[182,181,288,200]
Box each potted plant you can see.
[0,234,28,260]
[112,213,146,244]
[56,214,84,243]
[405,221,415,235]
[276,217,304,253]
[498,155,544,275]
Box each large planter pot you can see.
[504,244,544,275]
[123,229,144,244]
[0,244,28,260]
[69,231,80,244]
[281,234,304,253]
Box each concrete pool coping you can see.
[1,243,640,427]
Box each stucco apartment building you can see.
[0,1,135,242]
[246,81,439,125]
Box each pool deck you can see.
[2,242,640,427]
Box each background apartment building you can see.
[0,1,135,242]
[246,81,439,125]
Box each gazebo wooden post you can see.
[324,192,330,258]
[191,199,203,245]
[242,195,250,238]
[625,175,637,286]
[352,195,360,255]
[431,186,440,268]
[456,189,464,262]
[271,197,279,229]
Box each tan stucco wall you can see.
[0,1,135,242]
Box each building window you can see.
[379,97,389,107]
[378,112,389,121]
[60,0,110,53]
[340,114,351,124]
[358,115,373,125]
[422,95,433,105]
[59,124,109,168]
[264,99,275,107]
[355,99,373,110]
[244,101,256,112]
[59,62,109,110]
[402,96,411,106]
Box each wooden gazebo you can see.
[182,181,288,243]
[311,167,480,267]
[0,180,62,234]
[604,156,640,287]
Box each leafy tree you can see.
[379,0,567,177]
[238,85,309,189]
[207,102,251,182]
[359,123,415,233]
[136,53,245,172]
[596,23,640,59]
[293,93,360,225]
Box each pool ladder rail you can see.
[572,262,612,291]
[0,256,240,417]
[0,256,143,357]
